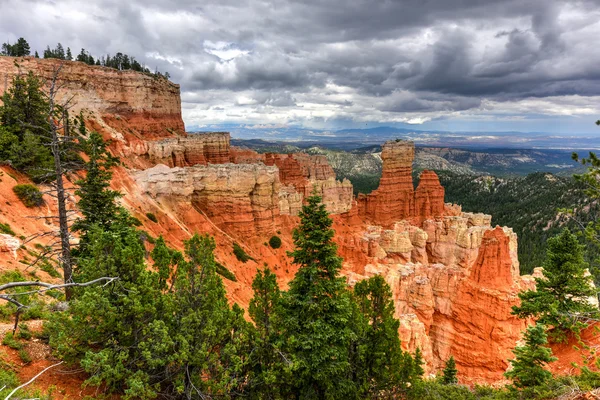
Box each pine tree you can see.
[248,267,283,398]
[167,234,252,397]
[505,324,557,388]
[49,222,165,398]
[73,131,121,243]
[66,47,72,60]
[279,193,357,398]
[150,235,179,290]
[512,228,598,340]
[55,43,65,59]
[34,50,39,58]
[442,356,458,384]
[12,38,30,56]
[0,71,53,180]
[353,274,412,396]
[413,347,425,380]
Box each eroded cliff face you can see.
[0,56,185,149]
[136,132,353,230]
[135,163,281,238]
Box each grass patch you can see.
[215,262,237,282]
[233,242,254,263]
[12,184,44,207]
[39,260,61,278]
[146,212,158,223]
[0,223,15,236]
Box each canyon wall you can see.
[141,132,353,218]
[0,56,185,140]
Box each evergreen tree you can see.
[72,131,121,244]
[49,222,165,399]
[34,50,39,58]
[150,235,178,290]
[66,47,72,60]
[165,234,252,398]
[505,324,557,388]
[55,43,65,59]
[353,274,412,397]
[442,356,458,385]
[248,267,283,398]
[413,347,425,380]
[0,71,53,180]
[279,193,357,399]
[512,228,598,341]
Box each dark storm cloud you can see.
[1,0,600,125]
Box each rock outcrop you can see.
[0,56,185,138]
[147,132,231,167]
[357,141,445,227]
[358,140,415,226]
[135,163,281,238]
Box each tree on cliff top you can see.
[1,38,30,57]
[512,228,598,341]
[278,193,357,398]
[505,324,556,388]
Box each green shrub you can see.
[130,217,143,227]
[268,235,282,249]
[146,212,158,223]
[233,242,254,263]
[0,368,19,397]
[215,262,237,282]
[40,260,61,278]
[2,333,22,350]
[16,323,32,340]
[18,349,31,364]
[0,223,15,236]
[12,184,44,207]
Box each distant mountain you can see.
[193,123,600,150]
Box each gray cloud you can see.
[1,0,600,129]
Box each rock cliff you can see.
[147,132,231,166]
[134,163,281,238]
[0,56,185,149]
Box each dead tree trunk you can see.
[47,66,73,299]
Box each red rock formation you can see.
[134,163,280,239]
[147,132,231,167]
[0,56,185,138]
[470,227,517,289]
[359,140,415,227]
[415,170,445,223]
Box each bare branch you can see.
[0,276,119,293]
[4,361,63,400]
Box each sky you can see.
[1,0,600,134]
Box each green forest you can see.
[437,171,600,278]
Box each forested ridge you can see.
[438,171,600,278]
